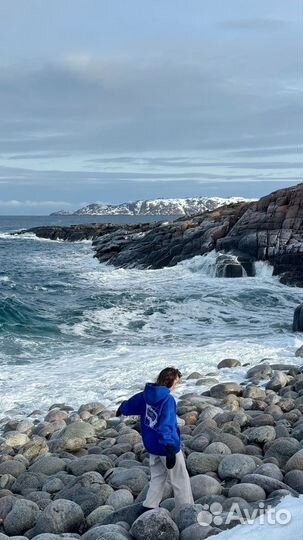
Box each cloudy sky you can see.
[0,0,302,214]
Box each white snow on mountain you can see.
[52,196,253,216]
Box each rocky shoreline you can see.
[20,183,303,287]
[1,357,303,538]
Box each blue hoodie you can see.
[120,383,181,456]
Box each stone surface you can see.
[130,508,179,540]
[4,499,40,535]
[218,454,256,480]
[228,482,266,502]
[187,453,222,475]
[243,425,276,444]
[190,474,222,499]
[29,500,84,535]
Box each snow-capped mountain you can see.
[51,196,251,216]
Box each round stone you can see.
[218,454,256,480]
[228,482,266,502]
[130,508,179,540]
[187,453,222,475]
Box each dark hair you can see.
[156,367,182,388]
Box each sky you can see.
[0,0,302,214]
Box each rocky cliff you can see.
[23,183,303,286]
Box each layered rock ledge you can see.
[21,183,303,286]
[1,358,303,538]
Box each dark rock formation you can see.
[293,305,303,332]
[20,183,303,286]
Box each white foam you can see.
[0,247,302,420]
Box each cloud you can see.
[0,34,300,158]
[0,199,72,207]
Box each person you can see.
[116,366,194,511]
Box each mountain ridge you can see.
[51,196,252,216]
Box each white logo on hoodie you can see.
[145,403,158,429]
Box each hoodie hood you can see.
[143,383,170,405]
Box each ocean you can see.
[0,215,302,419]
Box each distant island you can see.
[50,196,250,216]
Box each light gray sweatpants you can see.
[143,450,194,510]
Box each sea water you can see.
[0,215,302,418]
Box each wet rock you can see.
[293,305,303,332]
[266,371,289,391]
[246,364,272,380]
[187,372,202,379]
[217,359,241,369]
[242,386,266,399]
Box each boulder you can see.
[130,508,179,540]
[107,489,134,510]
[246,364,272,380]
[190,474,222,499]
[187,453,222,475]
[28,499,84,536]
[264,437,300,467]
[217,359,241,369]
[0,460,26,478]
[29,456,66,476]
[218,454,256,480]
[293,305,303,332]
[175,504,204,531]
[243,426,276,444]
[284,469,303,493]
[228,483,266,502]
[67,455,112,476]
[106,467,149,496]
[209,383,242,399]
[4,499,40,536]
[285,449,303,472]
[81,524,130,540]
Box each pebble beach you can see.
[1,356,303,539]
